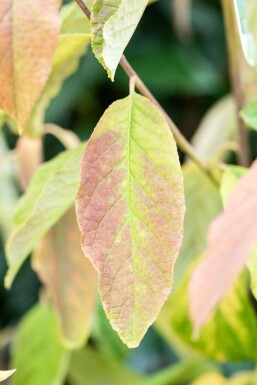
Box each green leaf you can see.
[240,98,257,130]
[5,143,85,288]
[32,208,97,350]
[76,92,185,347]
[68,347,142,385]
[173,164,222,287]
[0,370,16,382]
[158,258,257,361]
[220,165,247,207]
[60,1,91,34]
[91,0,148,80]
[10,304,69,385]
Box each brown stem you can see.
[75,0,218,184]
[221,0,250,166]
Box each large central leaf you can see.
[76,92,185,347]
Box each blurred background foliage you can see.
[1,0,257,383]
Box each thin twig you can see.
[75,0,218,184]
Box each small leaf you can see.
[0,370,16,382]
[240,98,257,130]
[91,0,148,80]
[16,137,43,191]
[76,92,185,347]
[10,304,69,385]
[5,143,86,288]
[191,95,237,161]
[0,0,61,132]
[173,164,222,287]
[33,208,97,349]
[189,160,257,333]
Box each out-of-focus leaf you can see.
[76,92,185,347]
[33,208,97,349]
[189,161,257,333]
[173,164,222,286]
[60,1,91,34]
[191,95,237,161]
[69,347,215,385]
[92,299,130,360]
[10,304,69,385]
[0,0,61,132]
[220,165,247,207]
[159,257,257,361]
[172,0,193,40]
[0,370,16,382]
[25,30,91,136]
[240,98,257,130]
[68,347,143,385]
[16,137,43,191]
[0,132,18,240]
[91,0,148,80]
[190,372,226,385]
[44,124,81,150]
[5,143,85,288]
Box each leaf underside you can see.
[76,92,185,347]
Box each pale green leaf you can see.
[91,0,148,80]
[158,258,257,361]
[220,165,247,207]
[60,1,91,34]
[0,370,16,382]
[173,163,222,287]
[10,304,69,385]
[76,92,185,347]
[191,95,237,161]
[33,208,97,350]
[240,98,257,130]
[5,143,85,288]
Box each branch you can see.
[75,0,217,183]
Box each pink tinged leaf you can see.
[189,160,257,334]
[16,136,43,191]
[33,208,98,349]
[0,0,61,132]
[76,92,185,348]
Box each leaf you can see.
[240,98,257,130]
[0,370,16,382]
[10,304,69,385]
[91,0,148,80]
[5,143,86,288]
[189,160,257,333]
[159,258,257,361]
[24,6,91,136]
[68,347,143,385]
[60,1,91,34]
[68,347,215,385]
[191,95,237,161]
[173,164,222,287]
[0,0,61,132]
[16,137,43,191]
[190,372,226,385]
[220,165,247,207]
[76,92,185,348]
[33,208,97,349]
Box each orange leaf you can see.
[189,160,257,334]
[0,0,61,132]
[33,208,97,349]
